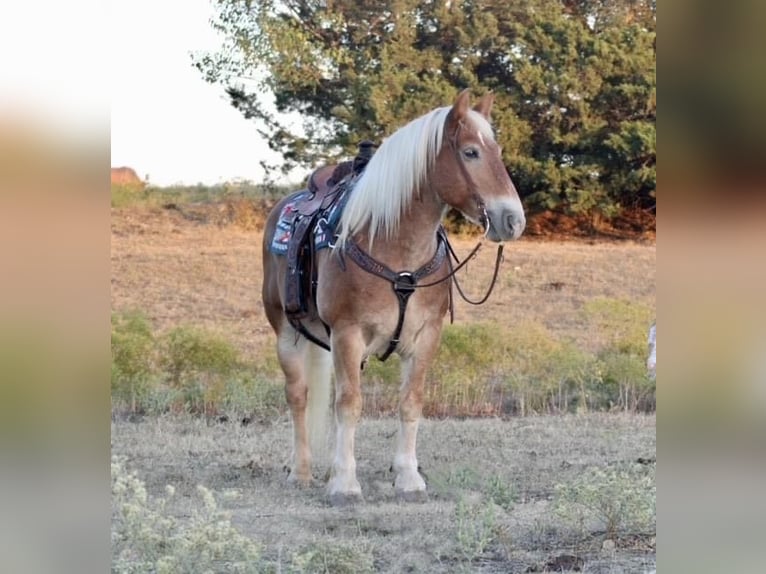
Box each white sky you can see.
[110,0,301,186]
[0,2,109,139]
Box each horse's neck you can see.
[368,183,445,267]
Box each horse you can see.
[261,89,526,505]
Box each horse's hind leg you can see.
[277,327,313,485]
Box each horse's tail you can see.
[305,343,333,464]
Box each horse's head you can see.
[433,89,526,242]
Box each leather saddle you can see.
[284,141,376,326]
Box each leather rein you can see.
[341,120,505,361]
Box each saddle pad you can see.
[268,189,349,255]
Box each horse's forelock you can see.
[464,110,495,142]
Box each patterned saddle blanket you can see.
[268,187,350,255]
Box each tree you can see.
[195,0,655,219]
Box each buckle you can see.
[394,272,417,295]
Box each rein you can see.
[320,118,505,360]
[444,236,504,305]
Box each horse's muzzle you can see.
[486,203,526,242]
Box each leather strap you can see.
[342,232,448,361]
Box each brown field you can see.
[111,205,656,572]
[110,206,655,357]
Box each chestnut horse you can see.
[261,89,525,505]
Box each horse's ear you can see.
[451,88,472,121]
[473,92,495,119]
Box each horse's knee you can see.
[285,383,308,410]
[399,389,424,421]
[335,388,362,420]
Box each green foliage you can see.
[454,498,498,564]
[597,348,655,411]
[159,326,240,414]
[221,373,286,418]
[554,463,656,538]
[111,184,149,208]
[111,311,156,412]
[428,323,509,415]
[290,540,375,574]
[485,475,517,511]
[111,312,286,417]
[196,0,655,218]
[160,326,239,383]
[411,317,654,416]
[111,182,295,213]
[583,297,654,356]
[583,298,655,410]
[362,354,401,386]
[497,322,600,415]
[112,457,263,573]
[110,301,655,417]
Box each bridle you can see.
[339,119,505,361]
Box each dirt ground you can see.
[111,205,656,572]
[112,413,655,573]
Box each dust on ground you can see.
[112,413,655,573]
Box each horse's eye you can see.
[462,148,480,160]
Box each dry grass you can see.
[111,205,655,359]
[111,205,656,571]
[112,413,656,573]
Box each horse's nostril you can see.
[505,212,526,238]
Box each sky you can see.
[110,0,300,186]
[0,2,109,139]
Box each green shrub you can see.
[161,326,239,382]
[111,311,156,412]
[111,314,280,417]
[111,184,148,208]
[159,326,240,414]
[597,347,656,411]
[290,540,375,574]
[428,324,507,416]
[499,323,601,415]
[221,374,286,418]
[111,457,262,573]
[554,463,656,538]
[583,298,654,356]
[424,321,605,416]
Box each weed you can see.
[485,475,516,511]
[111,314,288,418]
[290,540,375,574]
[454,498,497,564]
[597,348,656,411]
[583,298,654,357]
[111,457,263,573]
[111,311,156,413]
[159,326,240,414]
[221,373,286,419]
[554,463,656,539]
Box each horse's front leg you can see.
[393,322,441,502]
[328,327,365,506]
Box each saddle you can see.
[283,141,376,341]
